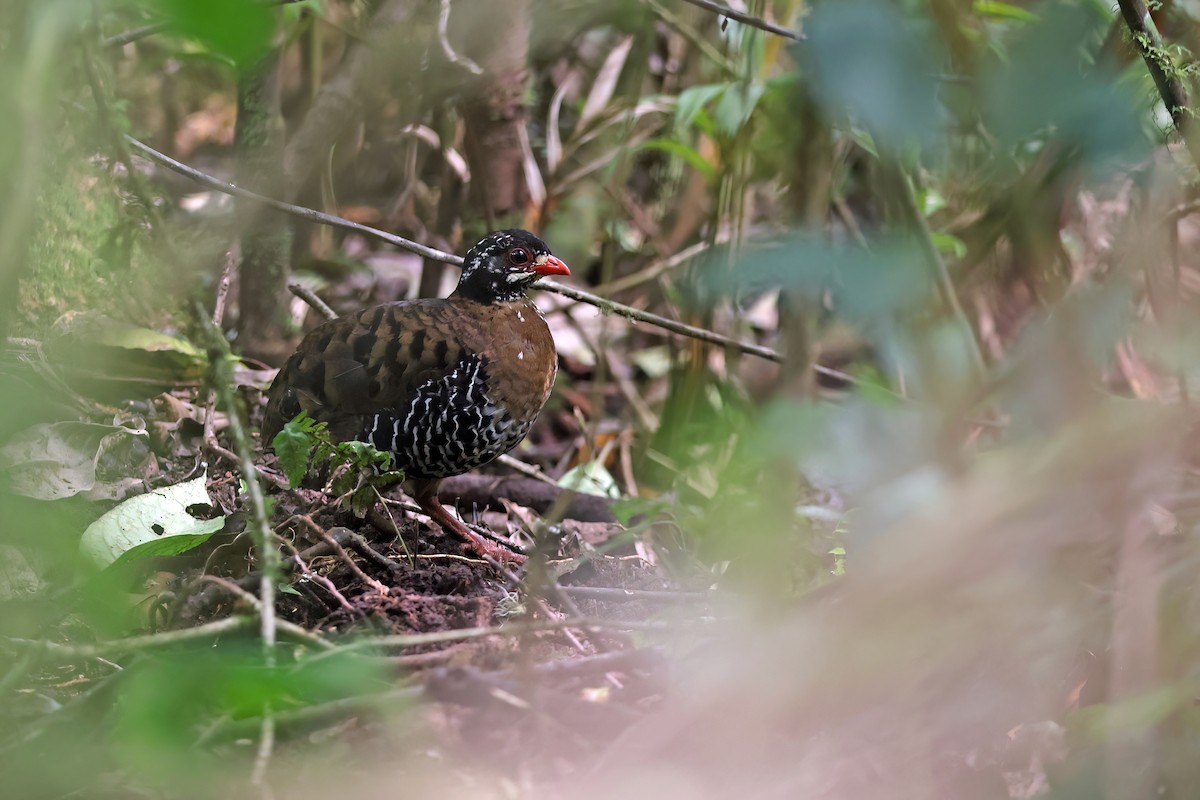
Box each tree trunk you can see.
[457,0,532,228]
[235,48,293,364]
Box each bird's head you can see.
[454,229,570,303]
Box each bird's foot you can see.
[422,500,528,566]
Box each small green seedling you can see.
[272,412,404,516]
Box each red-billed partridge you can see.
[262,230,569,564]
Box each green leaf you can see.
[798,0,945,152]
[160,0,274,70]
[558,461,621,498]
[973,0,1038,22]
[349,485,375,517]
[103,532,219,573]
[112,645,388,787]
[368,470,405,492]
[336,440,394,471]
[848,364,903,406]
[273,413,320,488]
[675,83,727,130]
[981,3,1149,175]
[711,82,766,138]
[609,496,670,526]
[930,231,967,259]
[0,545,42,600]
[79,474,226,568]
[637,138,717,181]
[331,469,357,498]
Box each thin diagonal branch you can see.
[1115,0,1200,167]
[6,616,256,660]
[126,135,455,261]
[125,134,791,366]
[102,22,166,49]
[676,0,801,40]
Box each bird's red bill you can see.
[534,255,571,276]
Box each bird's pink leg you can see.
[412,481,528,565]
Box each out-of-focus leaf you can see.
[637,138,717,180]
[0,421,148,500]
[981,3,1149,174]
[676,83,727,130]
[102,532,220,574]
[577,34,635,130]
[0,545,42,600]
[799,0,945,151]
[1073,683,1194,742]
[705,233,934,327]
[930,231,967,258]
[114,645,388,787]
[79,474,225,568]
[974,0,1039,22]
[848,364,903,406]
[159,0,273,70]
[712,82,766,137]
[559,461,621,498]
[631,346,673,379]
[47,311,207,400]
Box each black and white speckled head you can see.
[453,230,570,303]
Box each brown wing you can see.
[262,299,467,445]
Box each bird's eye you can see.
[507,247,531,267]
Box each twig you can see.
[211,645,664,742]
[676,0,801,40]
[496,453,559,486]
[279,539,356,612]
[437,0,482,75]
[558,585,713,602]
[323,615,674,656]
[251,713,275,792]
[6,616,255,660]
[643,0,738,74]
[539,277,782,362]
[194,301,282,659]
[177,527,358,622]
[205,685,424,742]
[127,135,456,261]
[341,528,406,573]
[293,516,390,595]
[1115,0,1198,150]
[203,251,237,453]
[882,159,985,377]
[592,238,714,296]
[125,135,788,365]
[371,497,528,557]
[287,282,337,321]
[369,488,413,561]
[102,21,166,49]
[198,575,335,650]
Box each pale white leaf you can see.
[576,35,635,132]
[79,473,225,568]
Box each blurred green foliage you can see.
[157,0,274,71]
[800,0,947,153]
